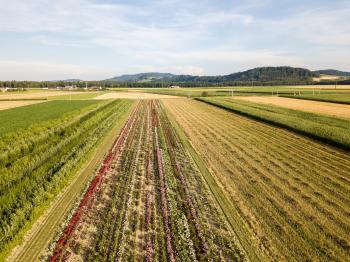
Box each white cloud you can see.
[0,0,349,80]
[0,60,118,81]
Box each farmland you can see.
[0,99,133,260]
[281,93,350,104]
[2,89,350,262]
[0,100,47,111]
[235,96,350,119]
[47,100,246,261]
[197,97,350,150]
[163,98,350,261]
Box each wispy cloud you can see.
[0,0,349,80]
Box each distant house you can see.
[170,85,180,88]
[0,87,8,92]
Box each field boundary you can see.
[7,101,135,262]
[196,98,350,152]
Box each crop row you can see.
[0,99,133,260]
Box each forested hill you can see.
[163,67,317,83]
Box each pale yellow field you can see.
[236,96,350,119]
[0,100,47,111]
[0,91,94,100]
[94,92,178,99]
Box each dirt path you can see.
[0,100,47,111]
[236,96,350,119]
[7,104,134,262]
[94,92,178,99]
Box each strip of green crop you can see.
[281,94,350,104]
[163,102,266,262]
[197,97,350,151]
[0,99,134,261]
[0,100,99,136]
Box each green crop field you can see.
[282,93,350,104]
[0,99,134,260]
[0,100,99,136]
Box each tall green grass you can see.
[0,100,98,136]
[197,97,350,150]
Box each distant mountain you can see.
[49,79,82,82]
[314,69,350,77]
[163,67,317,83]
[108,72,175,82]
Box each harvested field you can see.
[94,92,178,99]
[236,96,350,119]
[0,100,46,111]
[0,91,96,100]
[163,98,350,261]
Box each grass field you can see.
[0,100,98,137]
[281,93,350,104]
[236,96,350,119]
[197,97,350,150]
[163,98,350,261]
[48,92,104,100]
[128,86,350,98]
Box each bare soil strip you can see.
[0,100,47,110]
[236,96,350,119]
[94,92,178,99]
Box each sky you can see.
[0,0,349,80]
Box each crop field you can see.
[198,97,350,150]
[163,98,350,261]
[134,86,350,98]
[47,100,246,261]
[281,93,350,104]
[0,91,96,100]
[235,96,350,119]
[2,95,350,262]
[0,99,134,260]
[0,100,99,137]
[0,100,47,111]
[94,91,179,99]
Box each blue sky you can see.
[0,0,349,80]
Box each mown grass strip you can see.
[197,97,350,151]
[281,94,350,105]
[163,103,266,262]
